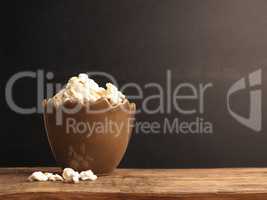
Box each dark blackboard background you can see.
[1,0,267,168]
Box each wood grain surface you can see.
[1,167,267,199]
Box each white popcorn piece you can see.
[28,171,48,182]
[52,74,106,104]
[49,74,126,105]
[53,174,64,181]
[29,172,63,182]
[105,83,125,105]
[44,172,53,179]
[62,168,80,183]
[62,168,75,181]
[72,175,80,184]
[28,168,97,184]
[44,172,63,182]
[46,173,63,182]
[80,170,98,181]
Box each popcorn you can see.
[105,83,125,105]
[44,173,64,182]
[72,175,80,184]
[54,174,64,181]
[62,168,80,183]
[80,170,97,181]
[44,172,53,179]
[49,73,125,105]
[28,168,97,184]
[28,171,48,182]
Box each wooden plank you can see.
[1,168,267,199]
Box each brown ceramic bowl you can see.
[43,98,135,175]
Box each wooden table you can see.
[1,167,267,199]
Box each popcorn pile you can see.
[49,73,125,105]
[28,168,97,184]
